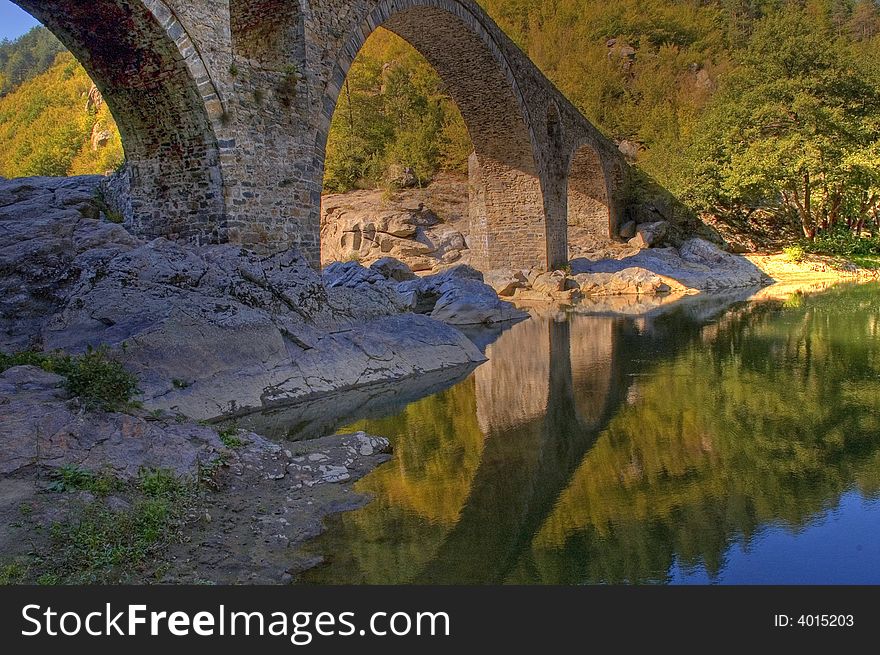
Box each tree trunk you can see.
[791,179,814,240]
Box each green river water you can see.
[287,283,880,584]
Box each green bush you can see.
[783,245,806,263]
[0,347,139,411]
[801,228,880,258]
[47,465,118,495]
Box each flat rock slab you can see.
[0,366,225,479]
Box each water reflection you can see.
[296,284,880,584]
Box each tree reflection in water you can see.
[297,284,880,584]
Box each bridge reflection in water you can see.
[296,285,880,584]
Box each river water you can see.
[269,283,880,584]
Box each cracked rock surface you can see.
[0,365,224,479]
[0,176,492,420]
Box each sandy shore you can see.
[746,252,879,300]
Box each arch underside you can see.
[326,1,547,270]
[13,0,225,243]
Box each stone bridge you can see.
[15,0,633,270]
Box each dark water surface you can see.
[285,283,880,584]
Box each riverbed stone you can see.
[532,271,568,294]
[369,257,417,282]
[574,267,692,296]
[571,238,769,292]
[399,268,529,326]
[484,269,528,297]
[628,221,669,249]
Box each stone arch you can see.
[13,0,226,243]
[566,140,614,248]
[319,0,546,271]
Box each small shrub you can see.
[47,465,117,495]
[61,348,139,410]
[0,347,139,411]
[0,561,27,585]
[138,468,184,498]
[36,573,61,586]
[217,424,245,449]
[783,245,806,263]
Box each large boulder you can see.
[398,268,528,326]
[628,221,669,249]
[571,238,769,292]
[532,271,568,294]
[322,260,411,315]
[0,176,489,420]
[370,257,417,282]
[484,269,528,297]
[575,267,687,296]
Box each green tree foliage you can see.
[324,29,472,193]
[0,51,123,178]
[685,5,880,239]
[0,26,64,96]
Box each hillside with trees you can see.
[0,49,122,178]
[0,26,63,96]
[1,2,880,250]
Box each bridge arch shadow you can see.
[12,0,226,243]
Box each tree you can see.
[848,0,880,40]
[685,7,880,238]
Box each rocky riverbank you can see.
[0,175,524,583]
[1,176,529,421]
[0,363,395,584]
